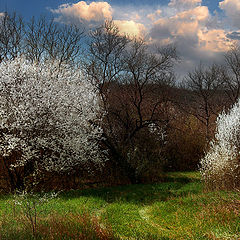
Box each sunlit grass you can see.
[0,172,239,239]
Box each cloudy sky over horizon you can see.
[1,0,240,77]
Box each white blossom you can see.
[148,123,167,143]
[200,99,240,189]
[0,56,104,174]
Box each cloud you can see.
[51,1,146,38]
[150,6,209,43]
[50,0,240,77]
[198,29,233,52]
[113,20,146,38]
[149,3,237,52]
[148,2,238,77]
[147,10,162,21]
[168,0,202,10]
[219,0,240,28]
[51,1,112,25]
[227,31,240,40]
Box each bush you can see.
[0,56,104,191]
[200,99,240,190]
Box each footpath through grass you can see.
[0,172,240,239]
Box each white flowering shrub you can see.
[200,99,240,190]
[0,57,104,189]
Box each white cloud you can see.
[147,2,238,77]
[198,29,234,52]
[50,0,240,77]
[150,6,209,43]
[51,1,112,24]
[147,10,162,21]
[51,1,147,38]
[113,20,146,38]
[168,0,202,10]
[219,0,240,28]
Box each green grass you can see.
[0,171,240,239]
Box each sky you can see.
[1,0,240,78]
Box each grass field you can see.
[0,172,240,239]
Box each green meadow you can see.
[0,172,239,240]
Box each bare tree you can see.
[223,45,240,104]
[84,20,130,148]
[85,21,177,183]
[123,39,176,139]
[0,12,24,61]
[0,12,84,67]
[184,64,225,140]
[24,16,84,67]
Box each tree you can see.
[183,64,225,140]
[0,12,24,61]
[200,98,240,190]
[0,56,104,191]
[223,45,240,104]
[24,16,84,67]
[85,21,177,183]
[0,12,84,68]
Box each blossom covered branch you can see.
[0,57,104,179]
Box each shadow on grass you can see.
[58,172,202,205]
[163,176,192,183]
[0,194,12,201]
[0,172,202,205]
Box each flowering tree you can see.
[0,56,104,191]
[200,99,240,190]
